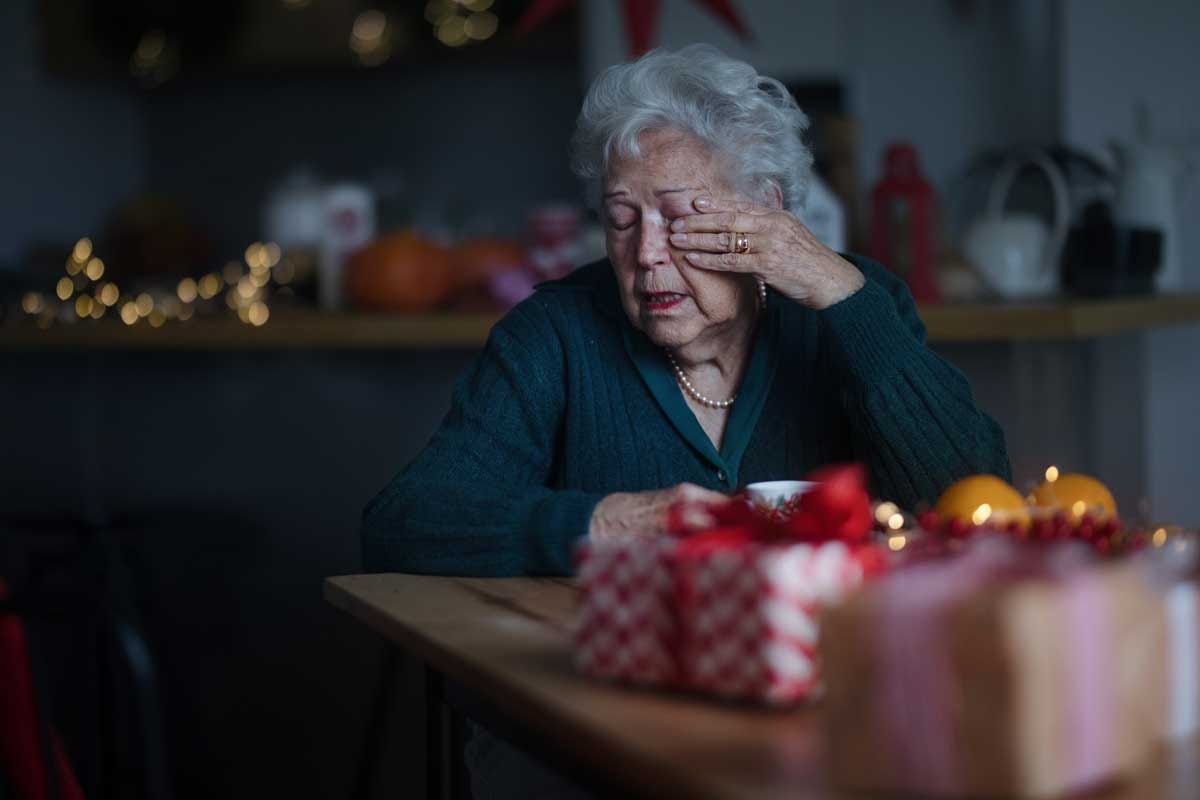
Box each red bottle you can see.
[870,143,941,304]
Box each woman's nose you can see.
[636,216,672,270]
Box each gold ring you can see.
[734,232,750,254]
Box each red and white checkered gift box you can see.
[575,536,874,705]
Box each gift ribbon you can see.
[1062,573,1115,788]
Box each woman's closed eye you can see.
[605,207,637,230]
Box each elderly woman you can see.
[363,45,1009,577]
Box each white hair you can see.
[570,44,814,213]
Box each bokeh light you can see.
[73,238,93,263]
[248,301,270,327]
[199,274,222,300]
[98,282,120,306]
[21,292,45,315]
[177,277,198,303]
[464,11,498,40]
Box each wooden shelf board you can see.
[3,294,1199,351]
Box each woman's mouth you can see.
[643,291,687,312]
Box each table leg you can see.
[352,647,398,800]
[425,666,446,800]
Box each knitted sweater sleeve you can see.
[819,256,1012,508]
[361,296,604,577]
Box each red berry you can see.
[918,511,940,532]
[1034,519,1053,540]
[948,518,969,538]
[1077,523,1095,540]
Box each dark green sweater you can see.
[362,255,1010,576]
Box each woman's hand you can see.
[588,483,728,545]
[668,195,865,310]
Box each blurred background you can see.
[1,0,1198,798]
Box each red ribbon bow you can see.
[667,463,875,547]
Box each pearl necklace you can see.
[663,280,767,411]
[665,349,736,409]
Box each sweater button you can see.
[716,469,727,483]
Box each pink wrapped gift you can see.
[575,533,878,704]
[822,537,1165,798]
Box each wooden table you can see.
[325,574,1200,800]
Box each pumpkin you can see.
[453,238,526,291]
[345,231,456,312]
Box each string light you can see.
[1153,528,1168,547]
[244,242,266,269]
[972,503,992,526]
[21,292,45,315]
[177,277,198,303]
[236,276,257,300]
[887,513,905,531]
[98,283,120,306]
[25,238,287,333]
[888,534,907,552]
[464,11,498,40]
[351,10,394,65]
[129,28,178,87]
[199,274,222,300]
[248,301,270,327]
[85,257,105,281]
[874,502,898,525]
[1045,465,1060,483]
[1071,500,1087,518]
[73,238,93,263]
[436,15,468,46]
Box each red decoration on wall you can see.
[517,0,753,57]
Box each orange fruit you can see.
[1031,473,1117,519]
[936,474,1029,527]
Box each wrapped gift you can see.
[822,536,1164,799]
[576,534,877,704]
[1141,529,1200,741]
[575,464,885,704]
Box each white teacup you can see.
[745,480,817,509]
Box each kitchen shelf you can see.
[3,294,1200,351]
